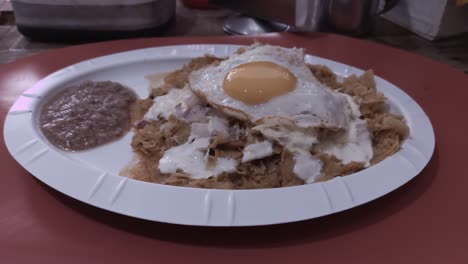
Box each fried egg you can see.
[146,44,374,182]
[188,44,352,129]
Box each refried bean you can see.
[39,81,137,151]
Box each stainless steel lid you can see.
[223,15,291,35]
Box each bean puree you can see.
[39,81,137,151]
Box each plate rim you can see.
[3,44,435,226]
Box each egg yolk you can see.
[223,61,296,104]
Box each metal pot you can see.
[212,0,400,35]
[297,0,400,34]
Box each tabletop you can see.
[1,32,468,263]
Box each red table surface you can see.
[1,33,467,263]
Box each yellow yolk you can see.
[223,61,296,104]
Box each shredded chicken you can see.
[126,56,409,189]
[130,98,153,123]
[309,64,409,170]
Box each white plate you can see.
[3,44,435,226]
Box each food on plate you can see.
[125,44,409,189]
[39,81,137,151]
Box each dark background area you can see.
[0,0,467,73]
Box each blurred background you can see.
[0,0,466,73]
